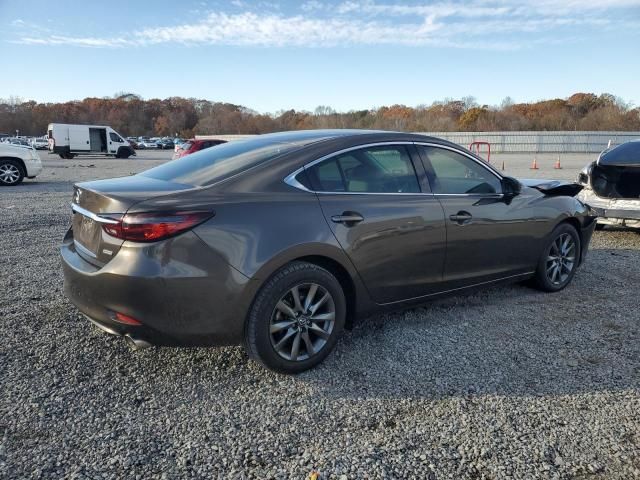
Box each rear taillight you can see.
[102,211,214,242]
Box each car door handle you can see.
[449,211,473,225]
[331,212,364,225]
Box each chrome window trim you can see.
[413,142,504,180]
[283,141,505,197]
[71,203,120,225]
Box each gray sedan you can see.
[61,130,596,373]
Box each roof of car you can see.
[236,129,455,147]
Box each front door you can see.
[305,144,447,303]
[415,144,540,289]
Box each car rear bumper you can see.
[24,156,43,177]
[61,228,254,346]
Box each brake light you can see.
[102,211,214,242]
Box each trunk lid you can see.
[71,175,193,266]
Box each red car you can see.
[173,139,227,159]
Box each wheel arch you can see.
[293,255,358,329]
[248,245,371,330]
[0,156,26,176]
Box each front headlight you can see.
[576,162,592,186]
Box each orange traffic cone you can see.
[554,155,562,169]
[530,157,539,170]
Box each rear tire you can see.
[245,261,346,374]
[532,223,581,292]
[0,159,24,186]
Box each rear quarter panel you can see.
[130,187,375,318]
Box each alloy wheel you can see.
[545,233,576,285]
[0,163,20,184]
[269,283,336,362]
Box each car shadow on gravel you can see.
[293,247,640,400]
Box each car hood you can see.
[597,140,640,167]
[519,178,583,197]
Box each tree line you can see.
[1,92,638,138]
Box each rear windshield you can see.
[141,137,300,186]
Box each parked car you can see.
[137,139,159,149]
[577,139,640,230]
[31,137,49,150]
[48,123,135,159]
[173,138,227,159]
[0,142,43,185]
[4,137,31,147]
[61,130,596,373]
[159,139,175,150]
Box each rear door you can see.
[415,144,540,288]
[304,143,446,303]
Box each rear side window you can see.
[306,145,420,194]
[417,146,501,195]
[142,138,300,186]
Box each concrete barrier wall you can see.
[416,131,640,153]
[196,131,640,153]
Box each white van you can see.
[47,123,136,159]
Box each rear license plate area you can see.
[72,213,101,256]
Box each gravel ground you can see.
[1,151,639,479]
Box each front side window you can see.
[306,145,420,194]
[109,133,123,142]
[418,146,502,195]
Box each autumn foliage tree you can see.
[0,92,638,137]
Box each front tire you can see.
[245,261,346,374]
[532,223,581,292]
[0,159,24,186]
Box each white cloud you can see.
[10,1,640,50]
[17,35,131,48]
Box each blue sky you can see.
[1,0,639,112]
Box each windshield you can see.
[141,137,301,186]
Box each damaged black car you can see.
[578,139,640,230]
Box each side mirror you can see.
[501,176,522,197]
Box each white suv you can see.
[0,143,43,185]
